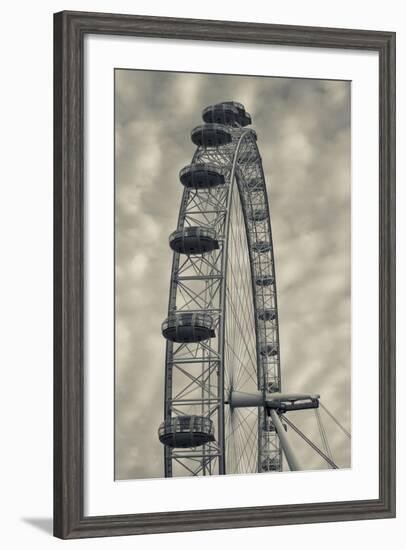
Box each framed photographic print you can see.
[54,10,396,539]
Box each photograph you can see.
[0,2,397,546]
[114,69,352,480]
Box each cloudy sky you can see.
[115,69,351,480]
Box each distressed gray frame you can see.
[54,10,396,539]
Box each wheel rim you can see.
[224,158,260,474]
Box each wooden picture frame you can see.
[54,10,396,539]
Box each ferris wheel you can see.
[158,102,340,477]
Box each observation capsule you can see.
[169,227,219,255]
[255,275,274,287]
[191,123,232,147]
[202,101,252,126]
[230,103,252,126]
[158,415,215,448]
[252,241,272,254]
[179,163,225,189]
[223,100,245,111]
[162,312,215,343]
[219,101,252,125]
[222,101,252,125]
[202,103,240,125]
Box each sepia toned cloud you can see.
[115,69,351,480]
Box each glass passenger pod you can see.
[260,343,279,357]
[252,241,272,254]
[255,275,274,287]
[257,308,277,321]
[202,103,240,125]
[162,312,216,343]
[158,415,215,448]
[202,101,252,126]
[169,226,219,255]
[179,162,225,189]
[220,101,250,120]
[222,100,245,112]
[191,123,232,147]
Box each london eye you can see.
[158,101,345,477]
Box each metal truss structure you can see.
[159,102,283,477]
